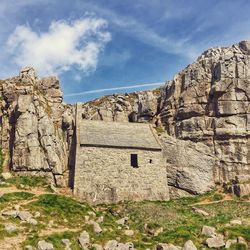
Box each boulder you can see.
[116,217,129,225]
[34,211,41,218]
[182,240,197,250]
[37,240,54,250]
[87,220,102,233]
[104,241,134,250]
[104,240,119,250]
[27,218,38,225]
[225,239,237,249]
[230,219,242,225]
[205,235,225,248]
[61,239,71,250]
[124,230,134,236]
[92,244,103,250]
[18,211,33,221]
[156,243,182,250]
[20,66,37,81]
[96,216,104,223]
[78,231,90,249]
[239,40,250,55]
[1,172,12,180]
[5,224,17,233]
[192,207,209,217]
[237,236,247,246]
[25,246,33,250]
[201,225,217,238]
[117,243,134,250]
[2,210,18,217]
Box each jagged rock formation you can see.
[159,41,250,192]
[79,41,250,196]
[0,67,73,185]
[79,89,161,124]
[0,41,249,197]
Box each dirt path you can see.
[0,234,26,250]
[191,198,232,206]
[191,196,250,206]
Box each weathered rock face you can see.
[80,41,250,196]
[0,41,249,196]
[0,67,72,185]
[160,133,215,195]
[159,41,250,186]
[80,90,161,124]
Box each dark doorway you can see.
[131,154,138,168]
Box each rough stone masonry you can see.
[73,106,169,204]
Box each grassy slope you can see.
[0,177,249,249]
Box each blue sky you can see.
[1,0,250,103]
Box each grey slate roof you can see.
[79,120,161,150]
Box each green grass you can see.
[92,195,250,248]
[28,194,92,226]
[6,176,49,189]
[0,192,34,202]
[211,193,224,201]
[229,243,247,250]
[46,231,81,250]
[23,231,82,250]
[21,233,40,248]
[0,190,249,249]
[223,226,250,242]
[0,224,18,240]
[0,192,35,211]
[154,127,165,135]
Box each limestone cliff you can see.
[159,41,250,194]
[79,89,161,124]
[0,67,73,185]
[80,41,250,196]
[0,41,249,197]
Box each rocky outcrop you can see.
[80,89,161,123]
[80,41,250,196]
[0,41,249,195]
[0,67,73,185]
[160,133,215,195]
[159,41,250,190]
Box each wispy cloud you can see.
[6,18,111,76]
[65,82,164,97]
[76,1,199,59]
[0,0,54,17]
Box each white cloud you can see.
[75,1,199,60]
[65,82,164,97]
[6,18,111,76]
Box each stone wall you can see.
[74,146,169,204]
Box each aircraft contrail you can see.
[65,82,165,97]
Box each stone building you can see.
[73,114,169,204]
